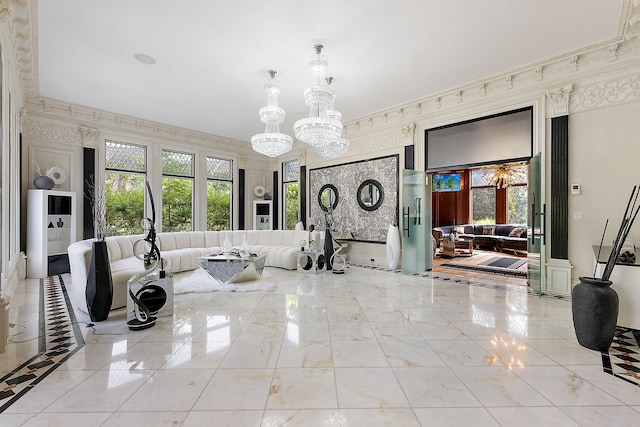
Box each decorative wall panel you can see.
[309,155,398,243]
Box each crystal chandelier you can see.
[251,70,293,157]
[294,44,349,159]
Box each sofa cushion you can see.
[162,247,212,273]
[509,227,526,238]
[110,257,147,309]
[106,235,142,262]
[203,231,221,248]
[482,226,495,235]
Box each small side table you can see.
[297,250,326,274]
[441,238,474,257]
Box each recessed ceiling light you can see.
[134,53,156,65]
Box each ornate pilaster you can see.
[546,85,574,118]
[237,154,247,170]
[79,126,99,148]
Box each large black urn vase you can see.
[571,276,619,352]
[85,240,113,322]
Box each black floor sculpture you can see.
[127,181,166,331]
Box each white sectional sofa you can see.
[67,229,309,313]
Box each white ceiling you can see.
[36,0,625,143]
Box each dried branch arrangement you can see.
[85,175,107,241]
[599,185,640,281]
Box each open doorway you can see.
[430,162,529,282]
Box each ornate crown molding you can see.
[570,74,640,113]
[1,0,36,99]
[22,118,83,145]
[343,1,640,133]
[344,128,412,159]
[24,96,254,153]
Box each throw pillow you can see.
[483,226,495,235]
[454,226,465,234]
[509,227,525,238]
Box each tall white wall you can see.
[568,100,640,279]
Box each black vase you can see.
[572,276,619,352]
[85,240,113,322]
[324,229,334,270]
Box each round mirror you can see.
[357,179,384,211]
[318,184,339,212]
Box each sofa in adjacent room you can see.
[67,229,310,314]
[432,224,528,253]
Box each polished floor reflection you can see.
[2,266,640,426]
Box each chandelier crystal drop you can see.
[312,137,350,159]
[251,70,293,157]
[294,44,349,158]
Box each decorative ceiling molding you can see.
[1,0,36,98]
[22,118,83,146]
[346,128,412,158]
[23,97,256,155]
[343,1,640,132]
[10,1,640,153]
[569,74,640,113]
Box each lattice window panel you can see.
[207,157,233,181]
[471,168,494,187]
[105,141,146,172]
[283,160,299,183]
[509,165,528,185]
[162,150,194,177]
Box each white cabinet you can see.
[253,200,272,230]
[27,190,76,278]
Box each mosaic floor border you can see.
[0,275,84,412]
[603,326,640,387]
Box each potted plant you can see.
[572,185,640,352]
[84,176,113,322]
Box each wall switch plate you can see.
[571,184,581,195]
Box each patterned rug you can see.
[440,254,528,278]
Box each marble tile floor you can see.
[1,266,640,426]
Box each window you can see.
[104,140,147,236]
[507,165,528,225]
[471,169,496,224]
[162,149,194,232]
[282,160,299,230]
[206,156,233,230]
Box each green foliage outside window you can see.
[105,172,145,236]
[508,185,527,225]
[207,181,231,230]
[472,187,496,224]
[162,177,193,232]
[284,182,299,230]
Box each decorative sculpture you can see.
[127,181,167,331]
[324,206,346,274]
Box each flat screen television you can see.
[432,173,461,192]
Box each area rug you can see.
[440,254,528,278]
[173,268,275,294]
